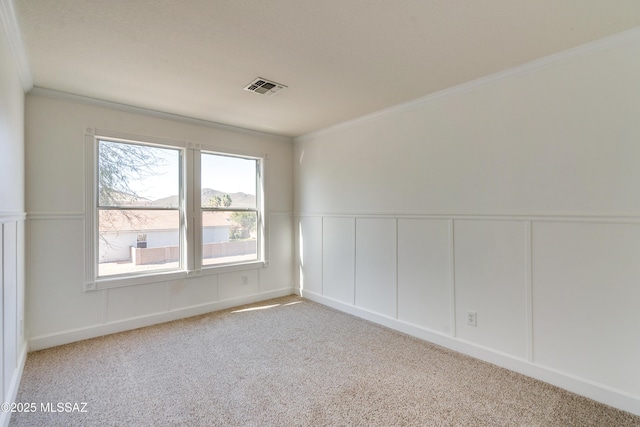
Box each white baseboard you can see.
[29,287,294,351]
[1,343,28,427]
[300,289,640,417]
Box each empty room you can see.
[1,0,640,425]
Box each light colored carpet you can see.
[10,295,640,426]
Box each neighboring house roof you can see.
[99,210,231,232]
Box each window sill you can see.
[88,260,267,291]
[200,260,266,276]
[91,270,187,291]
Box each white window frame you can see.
[84,129,267,291]
[196,150,264,270]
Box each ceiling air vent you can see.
[244,77,287,96]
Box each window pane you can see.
[98,139,180,208]
[98,209,180,276]
[201,153,256,209]
[202,211,257,266]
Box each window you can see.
[96,139,182,277]
[88,131,265,285]
[201,153,259,266]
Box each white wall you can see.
[0,19,28,427]
[294,31,640,415]
[25,93,294,350]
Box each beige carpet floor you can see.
[10,295,640,426]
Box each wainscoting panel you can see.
[169,276,219,311]
[3,222,17,396]
[106,282,168,323]
[397,218,451,334]
[298,216,323,295]
[1,223,5,401]
[295,212,640,414]
[322,217,355,304]
[259,214,294,292]
[27,218,103,337]
[15,220,25,363]
[355,218,397,317]
[218,269,260,301]
[0,214,27,427]
[28,212,295,351]
[532,221,640,396]
[453,219,528,359]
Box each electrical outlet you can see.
[466,311,477,327]
[241,275,249,286]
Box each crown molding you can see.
[0,0,33,92]
[296,26,640,143]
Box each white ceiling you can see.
[13,0,640,137]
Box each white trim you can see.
[84,133,97,287]
[294,211,640,224]
[28,287,294,351]
[0,342,28,427]
[28,212,83,220]
[351,217,356,305]
[0,0,33,92]
[296,26,640,143]
[199,260,265,276]
[300,290,640,417]
[352,218,356,306]
[187,146,198,272]
[319,216,324,296]
[392,218,398,319]
[258,156,267,267]
[394,218,398,319]
[0,212,26,223]
[94,270,188,291]
[524,221,534,362]
[28,87,292,142]
[448,219,456,338]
